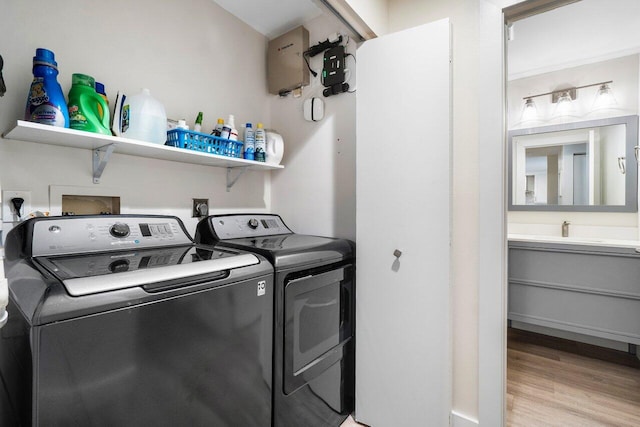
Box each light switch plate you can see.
[2,190,31,222]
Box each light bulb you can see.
[592,83,617,111]
[521,98,538,123]
[552,91,576,118]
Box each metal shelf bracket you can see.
[226,166,249,192]
[93,143,116,184]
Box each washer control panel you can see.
[210,214,292,240]
[109,222,131,238]
[31,216,192,256]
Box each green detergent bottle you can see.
[68,73,110,135]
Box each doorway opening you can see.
[504,0,640,424]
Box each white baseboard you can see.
[452,410,479,427]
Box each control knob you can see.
[248,218,259,229]
[109,222,130,238]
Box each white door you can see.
[355,19,451,427]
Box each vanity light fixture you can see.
[552,90,577,118]
[520,97,538,122]
[592,82,617,111]
[521,80,614,120]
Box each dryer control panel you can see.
[209,214,293,240]
[30,216,192,256]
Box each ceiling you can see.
[508,0,640,79]
[212,0,323,39]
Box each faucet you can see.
[562,221,570,237]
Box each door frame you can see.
[477,2,582,426]
[477,1,508,426]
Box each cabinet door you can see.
[355,19,451,427]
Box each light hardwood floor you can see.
[342,328,640,426]
[508,328,640,427]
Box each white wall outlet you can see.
[192,198,209,218]
[2,190,32,222]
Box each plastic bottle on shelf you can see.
[212,118,224,136]
[25,48,69,127]
[67,73,111,135]
[227,114,238,141]
[254,122,266,162]
[220,115,238,139]
[244,123,255,160]
[95,82,108,102]
[95,81,109,120]
[194,112,203,133]
[220,120,232,140]
[176,119,193,149]
[121,88,167,144]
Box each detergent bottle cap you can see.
[71,73,95,88]
[95,82,106,95]
[33,48,59,70]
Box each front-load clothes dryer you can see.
[195,214,355,427]
[0,215,274,427]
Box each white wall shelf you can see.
[2,121,283,189]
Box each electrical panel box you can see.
[268,26,309,95]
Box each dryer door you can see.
[283,264,353,395]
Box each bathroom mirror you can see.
[509,115,638,212]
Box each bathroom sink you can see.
[508,234,640,248]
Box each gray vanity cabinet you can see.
[508,240,640,345]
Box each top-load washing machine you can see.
[0,215,274,427]
[195,214,355,427]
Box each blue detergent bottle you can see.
[24,48,69,127]
[244,123,255,160]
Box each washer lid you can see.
[196,214,354,269]
[38,246,259,296]
[221,234,354,269]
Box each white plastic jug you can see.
[120,88,167,144]
[265,131,284,165]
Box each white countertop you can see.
[508,233,640,249]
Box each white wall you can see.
[508,0,640,79]
[0,0,272,237]
[269,14,357,240]
[508,55,639,128]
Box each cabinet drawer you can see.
[509,247,640,298]
[509,282,640,344]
